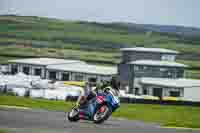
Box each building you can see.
[8,58,83,79]
[118,47,200,100]
[47,62,116,83]
[8,58,117,84]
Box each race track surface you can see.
[0,108,199,133]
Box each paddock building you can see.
[8,58,117,84]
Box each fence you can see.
[65,96,200,107]
[120,97,200,107]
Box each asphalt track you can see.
[0,108,199,133]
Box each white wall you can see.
[0,65,9,73]
[183,87,200,102]
[133,81,184,97]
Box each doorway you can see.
[23,66,30,75]
[49,71,57,80]
[153,88,163,99]
[62,73,69,81]
[11,65,18,74]
[34,68,42,76]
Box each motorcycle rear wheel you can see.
[68,108,80,122]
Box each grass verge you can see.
[0,129,7,133]
[0,94,200,129]
[113,104,200,129]
[0,94,73,111]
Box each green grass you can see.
[0,56,18,64]
[0,129,7,133]
[185,70,200,79]
[177,60,200,79]
[0,94,200,128]
[113,104,200,128]
[0,45,120,64]
[178,60,200,68]
[0,94,73,111]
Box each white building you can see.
[139,78,200,101]
[118,47,200,101]
[47,63,117,83]
[8,58,84,78]
[8,58,117,84]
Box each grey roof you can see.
[140,77,200,88]
[9,58,84,66]
[47,63,117,76]
[129,60,187,67]
[120,47,179,54]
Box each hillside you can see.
[0,15,200,67]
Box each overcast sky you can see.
[0,0,199,28]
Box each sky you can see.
[0,0,199,28]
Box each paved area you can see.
[0,108,199,133]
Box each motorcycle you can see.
[67,88,120,124]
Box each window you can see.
[134,88,140,95]
[162,54,176,61]
[170,91,180,97]
[134,66,139,71]
[11,64,18,74]
[143,66,147,70]
[160,68,167,72]
[34,68,42,76]
[135,65,146,71]
[75,74,84,81]
[143,88,148,95]
[49,71,57,80]
[153,88,163,98]
[23,66,30,75]
[177,69,184,78]
[138,66,144,70]
[62,73,69,81]
[163,70,174,78]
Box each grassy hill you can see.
[0,15,200,77]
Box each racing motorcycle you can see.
[67,88,120,124]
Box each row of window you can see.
[11,65,42,76]
[134,66,184,78]
[48,71,98,82]
[134,65,183,72]
[11,65,99,82]
[122,53,176,62]
[133,88,181,97]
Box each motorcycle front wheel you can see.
[93,105,112,124]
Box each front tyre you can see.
[93,105,112,124]
[68,108,80,122]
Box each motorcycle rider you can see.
[75,77,120,107]
[76,81,96,107]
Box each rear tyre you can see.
[93,105,112,124]
[68,108,80,122]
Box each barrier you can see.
[119,97,200,106]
